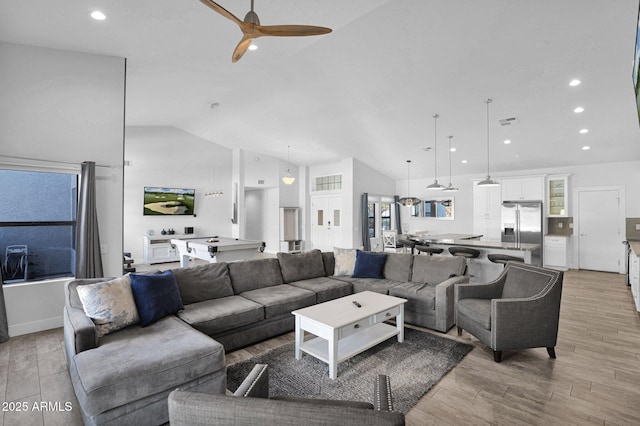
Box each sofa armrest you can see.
[233,364,269,398]
[433,275,468,332]
[63,305,97,359]
[168,390,405,426]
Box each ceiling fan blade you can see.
[232,36,253,62]
[257,24,332,37]
[199,0,243,26]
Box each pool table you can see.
[171,237,265,267]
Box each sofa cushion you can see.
[333,247,359,276]
[229,258,284,294]
[240,284,316,318]
[411,255,465,285]
[352,251,387,279]
[130,271,184,327]
[383,253,413,282]
[288,277,353,303]
[321,251,335,276]
[457,298,492,330]
[172,262,234,304]
[352,279,403,295]
[76,275,139,338]
[72,315,224,417]
[177,295,264,335]
[389,282,436,311]
[277,250,325,283]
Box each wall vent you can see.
[258,180,265,185]
[498,116,519,126]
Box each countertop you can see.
[411,234,540,252]
[629,241,640,256]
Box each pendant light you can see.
[477,99,500,187]
[398,160,421,206]
[282,145,295,185]
[426,114,445,190]
[442,135,459,192]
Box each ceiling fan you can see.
[199,0,332,62]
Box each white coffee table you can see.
[292,291,407,379]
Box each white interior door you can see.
[577,189,621,272]
[311,196,342,251]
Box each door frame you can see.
[574,185,626,274]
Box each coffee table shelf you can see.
[300,322,399,365]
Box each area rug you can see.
[227,328,473,413]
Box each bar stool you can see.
[449,247,480,276]
[415,245,444,256]
[448,247,480,259]
[487,254,524,268]
[397,239,416,254]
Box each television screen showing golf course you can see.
[143,187,195,216]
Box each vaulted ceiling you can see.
[1,0,639,179]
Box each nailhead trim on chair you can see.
[241,364,268,397]
[375,374,393,411]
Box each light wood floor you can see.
[1,269,639,425]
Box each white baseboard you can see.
[8,316,63,337]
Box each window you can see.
[314,174,342,191]
[367,197,397,239]
[367,203,376,238]
[0,169,78,283]
[380,203,392,231]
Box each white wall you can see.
[124,126,233,262]
[0,42,125,335]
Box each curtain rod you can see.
[0,155,115,168]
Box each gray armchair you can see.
[455,262,563,363]
[168,364,405,426]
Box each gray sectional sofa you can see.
[63,249,467,425]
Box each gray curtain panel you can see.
[394,195,402,234]
[0,268,9,343]
[75,161,104,279]
[361,192,370,251]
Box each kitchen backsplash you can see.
[626,217,640,240]
[548,217,573,236]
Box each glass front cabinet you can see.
[547,174,570,217]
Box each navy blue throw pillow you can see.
[130,270,184,327]
[352,250,387,279]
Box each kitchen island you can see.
[410,233,541,283]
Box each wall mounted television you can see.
[143,187,195,216]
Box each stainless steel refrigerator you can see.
[501,201,543,266]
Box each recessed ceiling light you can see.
[569,79,581,87]
[461,160,468,164]
[90,11,106,21]
[574,106,584,113]
[579,128,589,134]
[504,139,511,144]
[450,147,456,152]
[582,146,591,150]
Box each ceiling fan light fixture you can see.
[248,43,258,51]
[477,99,500,187]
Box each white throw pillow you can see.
[333,247,359,276]
[77,275,140,338]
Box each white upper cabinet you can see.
[501,176,544,201]
[547,174,570,217]
[473,180,502,241]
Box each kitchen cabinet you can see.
[143,236,179,264]
[544,235,569,271]
[473,180,502,241]
[547,174,570,217]
[631,246,640,312]
[502,176,544,201]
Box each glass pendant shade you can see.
[282,145,295,185]
[477,99,500,187]
[398,160,421,206]
[426,114,445,190]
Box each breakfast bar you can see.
[410,233,541,283]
